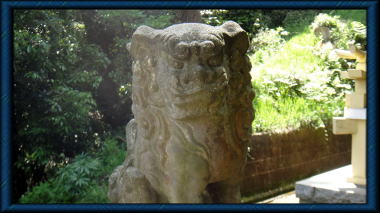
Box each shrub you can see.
[310,13,350,48]
[201,9,291,40]
[19,138,125,203]
[311,13,366,50]
[250,27,288,54]
[349,21,366,50]
[311,13,366,101]
[250,11,365,133]
[282,10,320,34]
[252,94,342,133]
[13,9,177,201]
[19,154,100,203]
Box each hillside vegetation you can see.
[250,10,366,132]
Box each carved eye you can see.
[208,55,222,67]
[201,41,215,56]
[175,42,190,59]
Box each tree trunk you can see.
[174,10,202,23]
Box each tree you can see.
[173,10,202,23]
[12,9,176,202]
[201,9,291,39]
[13,9,108,201]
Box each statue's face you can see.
[130,22,251,120]
[163,40,227,94]
[156,36,229,119]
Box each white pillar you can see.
[333,47,366,186]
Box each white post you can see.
[332,47,366,185]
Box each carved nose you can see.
[180,64,207,86]
[189,64,218,85]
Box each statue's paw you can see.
[108,166,158,203]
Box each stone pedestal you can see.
[295,165,366,203]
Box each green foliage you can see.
[201,10,290,41]
[250,27,288,59]
[250,10,365,133]
[311,13,341,29]
[96,138,127,177]
[19,138,125,203]
[311,13,350,48]
[13,10,107,196]
[201,9,265,36]
[311,12,366,100]
[252,94,344,133]
[93,10,175,86]
[19,154,100,203]
[349,21,366,49]
[328,9,366,25]
[311,12,366,50]
[282,10,319,35]
[76,10,175,128]
[13,9,176,201]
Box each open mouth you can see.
[169,81,227,106]
[164,74,227,119]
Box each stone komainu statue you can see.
[108,21,255,203]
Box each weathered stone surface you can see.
[108,21,254,203]
[295,165,366,203]
[108,165,158,203]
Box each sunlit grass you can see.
[249,11,360,133]
[252,96,345,133]
[250,31,323,78]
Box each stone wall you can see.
[241,126,351,196]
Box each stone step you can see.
[332,117,356,135]
[334,48,366,62]
[334,49,357,60]
[295,165,366,203]
[340,69,366,80]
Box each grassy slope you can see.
[243,9,366,202]
[250,10,366,133]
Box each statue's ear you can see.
[220,21,249,55]
[129,25,159,59]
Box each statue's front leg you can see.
[108,164,158,203]
[164,144,210,203]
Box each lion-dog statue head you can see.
[108,21,255,203]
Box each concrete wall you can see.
[241,126,351,196]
